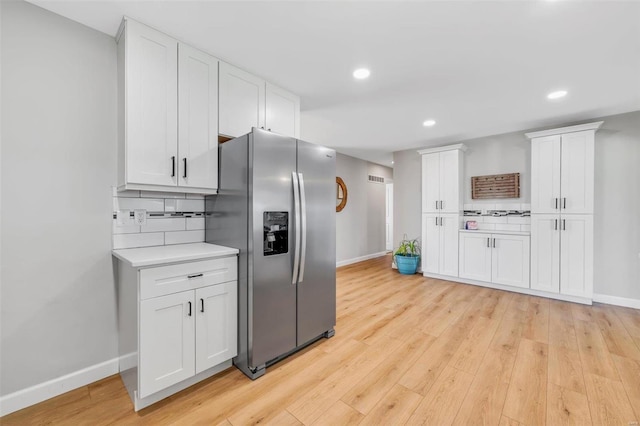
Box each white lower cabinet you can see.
[459,232,530,289]
[195,283,237,374]
[422,214,459,277]
[116,255,238,411]
[531,214,593,298]
[140,291,195,398]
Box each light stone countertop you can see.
[112,242,238,268]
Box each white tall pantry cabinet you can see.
[527,122,602,301]
[418,144,466,278]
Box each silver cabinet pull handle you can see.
[493,238,496,248]
[563,198,567,209]
[188,273,203,279]
[298,173,307,283]
[435,201,439,210]
[562,219,566,231]
[555,198,558,209]
[291,172,301,285]
[554,219,558,230]
[487,237,490,247]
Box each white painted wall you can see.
[336,153,392,264]
[1,0,118,396]
[393,110,640,301]
[463,133,531,206]
[593,112,640,301]
[391,148,422,248]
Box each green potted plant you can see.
[393,234,421,275]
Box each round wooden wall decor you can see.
[336,177,348,212]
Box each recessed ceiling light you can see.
[423,119,436,127]
[353,68,370,79]
[547,90,568,100]
[391,161,395,164]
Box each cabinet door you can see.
[421,154,440,213]
[492,234,530,288]
[265,83,300,138]
[530,214,560,293]
[561,131,594,214]
[139,291,195,398]
[560,215,593,298]
[439,150,460,213]
[126,20,178,187]
[219,62,265,137]
[458,232,492,282]
[195,282,237,374]
[439,214,460,277]
[422,214,440,274]
[531,136,561,214]
[178,44,219,190]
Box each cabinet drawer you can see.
[140,257,237,300]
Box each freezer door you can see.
[250,130,298,367]
[296,140,336,345]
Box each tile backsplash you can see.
[112,188,206,249]
[463,203,531,233]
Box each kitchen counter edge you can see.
[112,242,239,268]
[459,229,530,236]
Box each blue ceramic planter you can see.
[395,255,420,275]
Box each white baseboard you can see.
[0,356,120,417]
[336,251,388,267]
[593,293,640,309]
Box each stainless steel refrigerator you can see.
[205,129,336,380]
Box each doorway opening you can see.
[385,183,394,252]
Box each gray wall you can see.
[1,0,118,396]
[393,110,640,300]
[336,153,392,263]
[463,133,531,205]
[593,112,640,301]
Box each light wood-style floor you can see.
[3,254,640,425]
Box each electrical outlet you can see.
[134,209,147,226]
[116,209,130,225]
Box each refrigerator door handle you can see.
[291,172,301,285]
[298,173,307,283]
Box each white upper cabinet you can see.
[419,145,465,213]
[118,18,219,194]
[439,150,461,213]
[560,131,595,214]
[121,19,178,188]
[178,44,219,190]
[528,123,599,215]
[265,83,300,138]
[421,153,440,213]
[531,135,561,214]
[219,62,266,138]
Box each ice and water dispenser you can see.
[263,212,288,256]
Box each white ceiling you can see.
[27,0,640,166]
